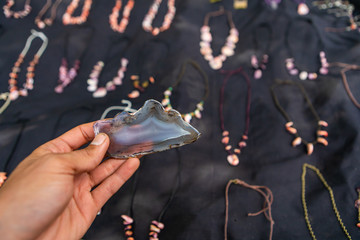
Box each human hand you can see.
[0,122,140,240]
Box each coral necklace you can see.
[285,19,329,80]
[8,30,48,101]
[142,0,176,36]
[161,59,209,123]
[200,7,239,70]
[225,179,274,240]
[62,0,92,25]
[109,0,135,33]
[3,0,31,18]
[219,67,251,166]
[270,81,328,155]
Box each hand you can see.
[0,122,140,240]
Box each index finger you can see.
[39,122,96,154]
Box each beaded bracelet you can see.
[161,59,209,123]
[270,81,328,155]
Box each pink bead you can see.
[55,85,64,93]
[227,154,239,166]
[128,90,140,99]
[254,69,262,79]
[320,67,328,75]
[289,68,299,75]
[93,87,107,98]
[251,55,258,68]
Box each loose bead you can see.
[306,143,314,155]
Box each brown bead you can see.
[125,230,133,236]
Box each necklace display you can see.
[87,58,128,98]
[225,179,274,240]
[301,163,352,240]
[219,67,251,166]
[3,0,31,18]
[62,0,92,25]
[35,0,63,29]
[270,81,328,155]
[328,62,360,109]
[109,0,135,33]
[285,19,329,81]
[142,0,176,36]
[8,30,48,101]
[121,150,181,240]
[251,23,272,80]
[161,59,209,123]
[55,28,93,93]
[200,7,239,70]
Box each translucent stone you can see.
[94,99,200,158]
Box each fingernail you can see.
[91,133,107,146]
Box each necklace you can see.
[8,30,48,101]
[225,179,274,240]
[121,150,181,240]
[312,1,358,32]
[251,23,272,80]
[219,67,251,166]
[270,81,328,155]
[200,7,239,70]
[3,0,31,18]
[161,59,209,123]
[87,58,128,98]
[62,0,92,25]
[109,0,135,33]
[328,62,360,109]
[35,0,63,29]
[301,163,352,240]
[55,28,93,93]
[285,19,329,81]
[142,0,176,36]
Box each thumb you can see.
[63,133,110,174]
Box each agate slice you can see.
[94,99,200,158]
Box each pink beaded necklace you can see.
[109,0,135,33]
[8,30,48,101]
[142,0,176,36]
[285,19,329,81]
[219,67,251,166]
[200,7,239,70]
[3,0,31,18]
[55,28,93,93]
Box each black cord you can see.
[172,59,210,102]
